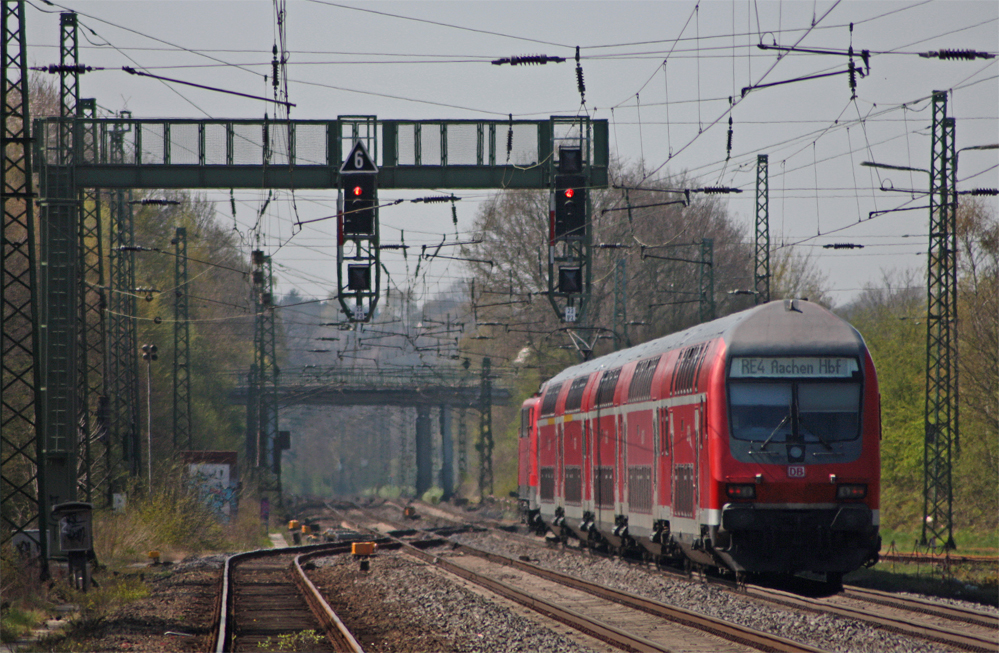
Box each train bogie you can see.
[519,299,881,580]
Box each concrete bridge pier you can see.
[440,406,453,500]
[415,406,432,496]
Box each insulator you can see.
[492,54,565,66]
[36,63,93,74]
[506,114,513,161]
[971,188,998,196]
[848,59,857,96]
[701,186,737,194]
[138,198,179,205]
[576,65,586,100]
[939,49,978,60]
[413,196,454,203]
[726,117,733,161]
[272,58,279,89]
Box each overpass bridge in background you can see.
[230,366,513,498]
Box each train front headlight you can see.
[836,483,867,500]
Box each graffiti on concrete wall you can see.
[188,463,238,522]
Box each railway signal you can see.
[547,140,593,329]
[338,140,381,322]
[553,174,587,240]
[343,173,376,236]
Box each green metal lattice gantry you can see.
[19,112,608,537]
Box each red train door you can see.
[556,423,564,502]
[617,414,626,509]
[671,405,697,520]
[583,419,592,502]
[655,407,669,507]
[693,405,707,512]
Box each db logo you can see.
[787,466,806,478]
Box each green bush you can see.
[421,486,444,505]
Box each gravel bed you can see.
[452,531,953,653]
[308,550,600,653]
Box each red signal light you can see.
[564,188,575,199]
[352,185,363,196]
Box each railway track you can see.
[391,500,999,652]
[744,585,999,653]
[336,502,826,653]
[210,542,366,653]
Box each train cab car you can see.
[518,395,541,528]
[711,299,881,581]
[521,299,881,583]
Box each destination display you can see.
[729,357,858,378]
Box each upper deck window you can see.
[596,368,621,408]
[539,382,562,417]
[628,356,660,402]
[564,376,589,413]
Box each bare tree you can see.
[461,163,756,365]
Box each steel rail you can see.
[450,541,826,653]
[742,585,999,653]
[389,499,999,652]
[338,503,824,653]
[880,551,999,566]
[412,500,999,652]
[209,541,375,653]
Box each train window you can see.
[564,376,589,412]
[628,356,660,402]
[671,343,709,395]
[540,382,562,417]
[729,383,792,442]
[798,383,861,442]
[660,408,670,455]
[596,368,621,407]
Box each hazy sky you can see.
[24,1,999,308]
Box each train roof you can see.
[543,299,866,388]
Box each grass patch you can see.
[847,560,998,608]
[256,629,324,651]
[92,477,268,566]
[879,526,999,557]
[0,605,48,643]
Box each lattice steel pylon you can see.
[476,357,493,497]
[106,115,141,485]
[77,97,106,504]
[2,0,49,576]
[921,90,958,550]
[755,154,770,304]
[60,12,103,505]
[698,238,715,323]
[36,7,83,526]
[172,227,191,450]
[251,252,279,488]
[612,258,629,350]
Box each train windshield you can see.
[729,381,861,443]
[798,383,860,442]
[729,383,792,442]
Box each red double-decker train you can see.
[518,299,881,585]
